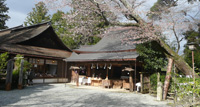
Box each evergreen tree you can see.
[136,42,167,71]
[183,29,200,73]
[51,10,101,49]
[0,0,9,29]
[24,2,50,26]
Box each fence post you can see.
[5,60,14,91]
[18,59,24,89]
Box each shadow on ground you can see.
[0,84,54,106]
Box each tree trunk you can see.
[163,58,173,100]
[158,39,198,77]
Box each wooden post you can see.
[87,64,91,77]
[5,60,14,91]
[129,71,133,92]
[18,59,24,89]
[129,64,134,92]
[134,61,137,91]
[76,70,79,86]
[140,73,143,93]
[106,68,108,80]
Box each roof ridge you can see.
[0,25,23,32]
[11,21,51,32]
[0,21,51,33]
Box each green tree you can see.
[0,0,10,29]
[0,52,8,71]
[183,29,200,73]
[51,10,67,36]
[136,42,167,71]
[51,10,101,49]
[12,54,32,87]
[24,1,50,26]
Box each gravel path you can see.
[0,84,171,107]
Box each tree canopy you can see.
[51,10,101,49]
[136,42,167,71]
[24,1,50,26]
[0,0,9,29]
[183,28,200,73]
[0,52,8,71]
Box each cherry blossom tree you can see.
[42,1,200,94]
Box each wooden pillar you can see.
[18,59,24,89]
[140,73,143,93]
[134,61,137,91]
[76,70,79,86]
[129,71,134,92]
[5,60,14,91]
[65,62,67,86]
[87,64,91,77]
[106,68,108,80]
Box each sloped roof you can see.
[0,44,71,59]
[74,27,136,53]
[0,22,72,59]
[67,27,139,62]
[0,22,49,44]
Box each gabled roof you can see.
[74,27,136,53]
[0,23,50,44]
[0,22,72,59]
[67,27,139,62]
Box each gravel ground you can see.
[0,83,172,107]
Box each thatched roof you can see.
[0,22,72,59]
[67,27,139,62]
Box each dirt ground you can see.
[0,83,172,107]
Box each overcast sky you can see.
[5,0,70,28]
[4,0,200,55]
[4,0,156,28]
[5,0,38,28]
[5,0,156,28]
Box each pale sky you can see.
[5,0,38,28]
[5,0,69,28]
[4,0,200,55]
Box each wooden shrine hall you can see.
[0,22,72,83]
[66,27,144,91]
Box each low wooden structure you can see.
[66,27,144,91]
[140,72,150,93]
[0,22,72,84]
